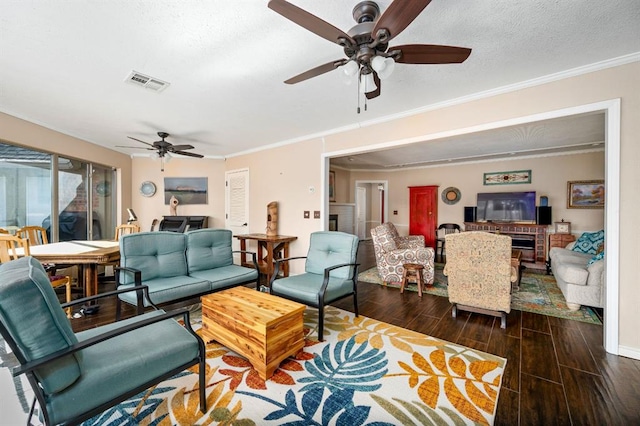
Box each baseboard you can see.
[618,345,640,360]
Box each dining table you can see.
[24,240,120,299]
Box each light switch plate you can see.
[304,211,310,219]
[314,211,321,219]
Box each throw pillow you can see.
[572,230,605,254]
[588,251,605,266]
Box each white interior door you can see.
[356,186,367,239]
[225,169,249,246]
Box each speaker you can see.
[536,206,552,225]
[464,206,477,223]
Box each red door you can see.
[409,186,438,247]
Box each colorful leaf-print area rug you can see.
[82,306,506,426]
[359,265,602,325]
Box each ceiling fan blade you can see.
[116,145,154,150]
[285,59,348,84]
[392,44,472,64]
[268,0,355,46]
[169,144,195,151]
[173,150,204,158]
[365,72,381,100]
[127,136,155,147]
[372,0,432,42]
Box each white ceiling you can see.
[1,1,638,168]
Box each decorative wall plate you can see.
[140,181,157,197]
[441,187,461,205]
[96,181,111,197]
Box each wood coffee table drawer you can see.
[201,286,306,380]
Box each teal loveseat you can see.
[117,229,259,314]
[0,256,206,425]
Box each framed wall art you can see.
[329,171,336,202]
[567,180,604,208]
[483,169,532,185]
[164,177,208,205]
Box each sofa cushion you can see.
[186,229,233,272]
[118,275,210,306]
[305,231,359,279]
[119,232,188,284]
[190,264,258,290]
[0,257,80,395]
[271,273,354,305]
[571,230,604,254]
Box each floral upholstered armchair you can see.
[443,231,517,328]
[370,223,434,286]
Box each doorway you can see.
[355,180,388,240]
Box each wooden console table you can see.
[464,222,548,269]
[234,233,297,283]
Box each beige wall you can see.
[347,151,605,237]
[130,157,227,231]
[225,140,325,257]
[0,112,133,223]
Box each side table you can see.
[234,233,297,284]
[547,233,576,274]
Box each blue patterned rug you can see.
[359,265,602,325]
[77,306,506,425]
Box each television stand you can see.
[464,222,547,269]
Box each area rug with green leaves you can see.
[80,306,506,425]
[358,265,602,325]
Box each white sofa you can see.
[549,241,604,311]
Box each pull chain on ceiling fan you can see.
[117,131,204,172]
[268,0,472,111]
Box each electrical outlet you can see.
[314,211,321,219]
[393,210,398,215]
[303,211,310,219]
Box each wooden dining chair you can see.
[0,228,9,234]
[115,224,141,240]
[0,234,72,317]
[16,225,49,245]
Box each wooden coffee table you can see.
[511,249,523,291]
[200,286,306,380]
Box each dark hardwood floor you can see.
[69,239,640,425]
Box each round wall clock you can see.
[441,187,461,205]
[140,181,157,197]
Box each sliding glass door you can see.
[0,141,116,241]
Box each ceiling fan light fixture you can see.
[371,55,395,79]
[342,60,359,76]
[164,152,172,163]
[151,151,160,160]
[359,72,377,94]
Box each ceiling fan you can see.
[120,131,204,171]
[268,0,471,103]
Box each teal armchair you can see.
[0,256,206,426]
[269,231,359,341]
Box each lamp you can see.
[371,55,395,79]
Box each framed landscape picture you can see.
[164,177,208,205]
[567,180,604,208]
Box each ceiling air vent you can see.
[125,71,170,92]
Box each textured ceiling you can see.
[0,1,638,167]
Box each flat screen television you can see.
[476,191,536,223]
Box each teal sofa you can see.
[0,256,206,425]
[117,229,259,314]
